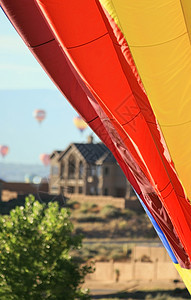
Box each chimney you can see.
[87,135,94,144]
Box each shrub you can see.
[0,195,93,300]
[122,208,135,219]
[100,205,122,218]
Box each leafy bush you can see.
[122,208,136,219]
[79,203,98,214]
[0,195,93,300]
[118,220,128,230]
[100,205,122,219]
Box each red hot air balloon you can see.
[0,145,9,158]
[73,115,87,133]
[3,0,191,293]
[33,109,46,124]
[39,154,50,166]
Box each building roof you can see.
[50,150,62,159]
[74,143,116,164]
[96,151,116,164]
[55,142,116,164]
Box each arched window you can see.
[79,161,83,179]
[96,165,102,176]
[68,155,76,179]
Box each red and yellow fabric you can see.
[34,0,191,291]
[2,0,191,293]
[36,0,191,254]
[100,0,191,201]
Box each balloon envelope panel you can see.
[2,0,191,293]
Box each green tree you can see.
[0,195,93,300]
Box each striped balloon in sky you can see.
[73,115,88,133]
[33,109,46,124]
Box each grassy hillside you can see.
[68,200,157,240]
[67,200,159,263]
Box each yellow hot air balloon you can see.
[73,115,87,133]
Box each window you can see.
[61,163,65,178]
[78,186,83,194]
[104,188,108,196]
[67,186,75,194]
[68,155,76,179]
[51,165,59,176]
[90,186,95,195]
[96,165,102,176]
[104,167,109,176]
[90,166,96,176]
[79,161,83,179]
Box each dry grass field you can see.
[67,200,158,262]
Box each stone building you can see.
[49,137,132,198]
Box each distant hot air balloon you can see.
[0,145,9,158]
[39,154,50,166]
[73,115,87,133]
[33,109,46,124]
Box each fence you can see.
[86,246,181,283]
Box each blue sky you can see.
[0,8,98,165]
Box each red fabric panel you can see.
[36,0,191,258]
[0,0,53,47]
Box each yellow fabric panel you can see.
[100,0,186,46]
[180,0,191,43]
[165,124,191,195]
[174,264,191,294]
[129,35,191,126]
[99,0,122,32]
[100,0,191,199]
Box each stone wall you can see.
[133,245,171,262]
[87,260,180,282]
[86,246,181,283]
